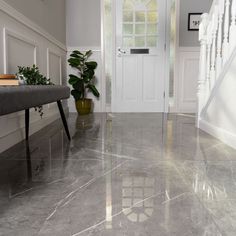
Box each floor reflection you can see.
[122,174,155,222]
[0,113,236,235]
[3,126,70,198]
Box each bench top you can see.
[0,85,70,116]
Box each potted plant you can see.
[17,65,53,117]
[68,50,99,115]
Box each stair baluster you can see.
[216,0,225,77]
[206,21,213,98]
[197,13,209,127]
[229,0,236,53]
[223,0,230,63]
[210,7,218,89]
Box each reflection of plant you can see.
[68,50,99,100]
[71,114,100,154]
[17,65,53,117]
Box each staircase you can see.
[197,0,236,148]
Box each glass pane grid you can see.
[123,34,158,37]
[122,0,158,48]
[147,11,158,22]
[123,11,134,22]
[123,34,158,36]
[147,0,157,10]
[135,11,145,22]
[123,24,134,35]
[147,23,157,34]
[123,0,134,10]
[146,34,158,37]
[135,24,145,34]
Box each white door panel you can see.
[113,0,166,112]
[143,55,159,101]
[122,56,138,101]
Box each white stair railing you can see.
[197,0,236,127]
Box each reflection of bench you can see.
[0,85,71,140]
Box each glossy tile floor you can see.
[0,113,236,236]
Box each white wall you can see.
[3,0,66,44]
[174,0,212,113]
[179,0,212,47]
[66,0,104,113]
[0,1,67,153]
[66,0,101,47]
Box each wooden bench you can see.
[0,85,71,140]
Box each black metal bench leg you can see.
[25,109,29,141]
[57,101,71,141]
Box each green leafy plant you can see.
[68,50,99,100]
[17,65,52,85]
[17,65,53,117]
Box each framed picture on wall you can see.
[188,13,202,31]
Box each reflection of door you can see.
[122,174,155,222]
[113,0,166,112]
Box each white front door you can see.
[113,0,166,112]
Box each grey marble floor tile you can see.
[0,113,235,235]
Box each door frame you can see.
[101,0,172,113]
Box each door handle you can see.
[118,48,126,57]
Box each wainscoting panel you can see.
[67,47,103,113]
[177,47,200,113]
[4,28,37,74]
[0,3,67,153]
[47,48,62,85]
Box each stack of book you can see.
[0,74,19,85]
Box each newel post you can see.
[197,13,209,128]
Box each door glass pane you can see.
[135,11,145,22]
[123,11,133,22]
[135,36,145,47]
[123,36,134,47]
[147,12,157,22]
[147,36,157,47]
[147,0,157,10]
[122,0,158,47]
[123,0,134,10]
[135,24,145,34]
[124,24,133,34]
[147,24,157,34]
[139,0,148,4]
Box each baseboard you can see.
[106,105,111,113]
[0,107,69,154]
[199,119,236,149]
